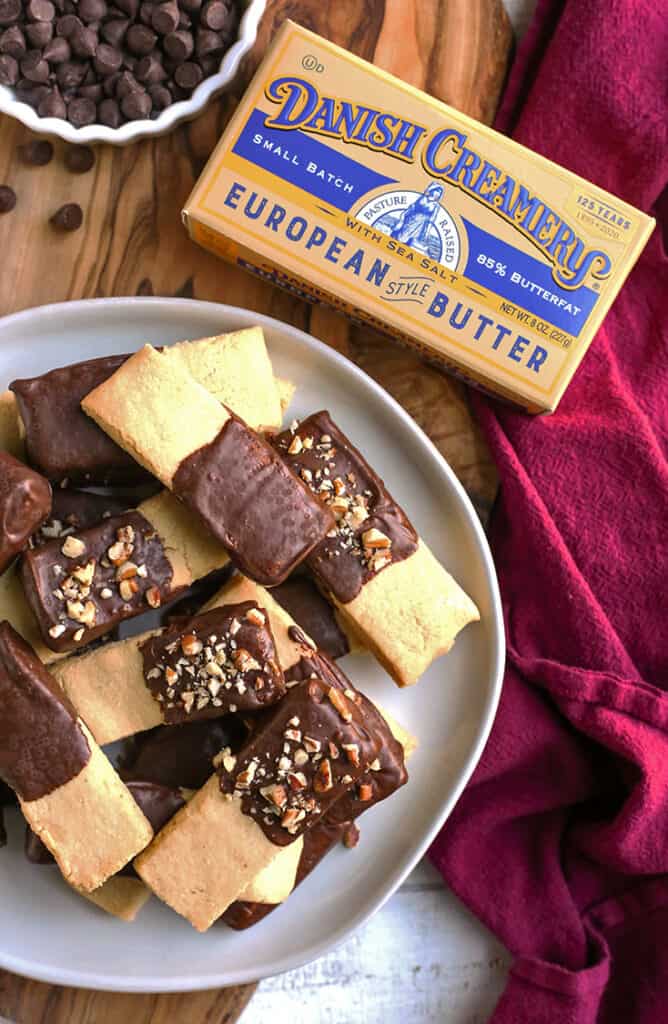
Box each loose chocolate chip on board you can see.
[0,0,20,27]
[0,52,17,83]
[0,25,26,57]
[18,138,53,165]
[26,0,55,22]
[50,202,83,231]
[0,185,16,213]
[64,144,95,173]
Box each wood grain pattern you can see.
[0,0,511,1019]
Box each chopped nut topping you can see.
[107,540,130,565]
[222,752,237,773]
[61,536,86,559]
[287,771,307,791]
[328,686,353,722]
[245,606,266,627]
[358,782,373,801]
[263,784,288,809]
[181,634,203,657]
[48,623,66,639]
[181,691,195,714]
[145,586,162,608]
[342,742,361,767]
[233,648,261,673]
[343,823,360,849]
[229,618,241,636]
[293,748,309,766]
[72,560,96,586]
[314,758,333,792]
[100,587,113,600]
[287,435,303,455]
[116,561,138,581]
[362,527,392,549]
[369,758,382,771]
[66,599,96,626]
[165,666,178,685]
[73,628,85,643]
[119,578,138,601]
[235,760,258,789]
[284,728,302,743]
[303,735,321,754]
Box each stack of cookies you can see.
[0,326,478,930]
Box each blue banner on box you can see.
[232,108,397,214]
[462,219,599,336]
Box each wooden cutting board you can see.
[0,1,511,1020]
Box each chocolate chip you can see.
[37,86,66,117]
[0,185,16,212]
[163,28,192,61]
[0,25,25,56]
[115,68,141,96]
[100,17,128,47]
[26,0,55,22]
[69,22,97,57]
[178,11,191,30]
[25,20,53,46]
[55,13,81,37]
[180,0,202,10]
[0,1,20,27]
[138,1,155,25]
[64,143,95,172]
[151,0,178,35]
[18,138,53,165]
[20,50,50,82]
[78,81,103,101]
[56,59,87,89]
[0,51,17,83]
[200,0,231,32]
[120,85,150,119]
[42,34,69,61]
[125,22,155,55]
[67,95,96,125]
[79,0,107,22]
[134,52,165,83]
[94,41,122,75]
[148,81,170,109]
[102,69,119,95]
[114,0,138,17]
[97,95,121,126]
[50,202,83,231]
[195,27,221,58]
[174,60,201,90]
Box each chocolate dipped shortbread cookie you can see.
[273,411,479,686]
[0,451,51,575]
[0,622,153,891]
[82,345,333,584]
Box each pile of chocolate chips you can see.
[0,0,240,128]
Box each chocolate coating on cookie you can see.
[21,511,174,652]
[11,354,151,485]
[218,676,380,846]
[0,451,51,573]
[120,715,247,791]
[32,488,132,547]
[272,411,418,603]
[0,621,90,801]
[140,601,284,724]
[172,415,334,586]
[272,576,350,660]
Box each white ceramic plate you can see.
[0,297,504,992]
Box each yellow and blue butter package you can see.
[183,21,654,412]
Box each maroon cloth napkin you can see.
[429,1,668,1021]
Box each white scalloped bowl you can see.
[0,0,266,146]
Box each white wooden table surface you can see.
[243,3,536,1020]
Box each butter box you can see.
[183,21,654,412]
